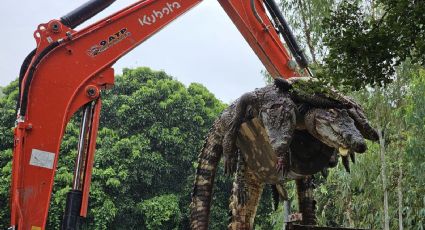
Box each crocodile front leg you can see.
[223,92,257,175]
[229,168,264,230]
[260,98,296,177]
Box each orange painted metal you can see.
[11,0,298,229]
[218,0,297,78]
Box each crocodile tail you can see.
[190,127,223,230]
[296,177,317,225]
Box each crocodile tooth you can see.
[350,152,356,164]
[342,156,350,173]
[338,147,349,156]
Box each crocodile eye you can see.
[329,109,338,116]
[317,114,331,122]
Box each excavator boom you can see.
[10,0,308,229]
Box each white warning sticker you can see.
[29,149,55,169]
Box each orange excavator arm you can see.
[10,0,309,229]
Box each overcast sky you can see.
[0,0,266,102]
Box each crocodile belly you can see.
[237,118,284,184]
[237,118,334,183]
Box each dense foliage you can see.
[313,67,425,230]
[281,0,425,91]
[321,0,425,90]
[280,0,336,63]
[279,0,425,229]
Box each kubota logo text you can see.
[87,28,131,57]
[138,2,182,26]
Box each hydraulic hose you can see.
[17,49,36,113]
[61,0,117,29]
[19,41,61,117]
[263,0,309,69]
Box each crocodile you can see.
[190,78,378,229]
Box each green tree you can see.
[321,0,425,90]
[0,80,19,225]
[402,69,425,229]
[280,0,336,63]
[138,194,181,230]
[315,1,425,228]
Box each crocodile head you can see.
[304,108,367,155]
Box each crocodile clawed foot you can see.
[224,153,237,176]
[350,151,356,164]
[275,155,289,177]
[276,156,284,171]
[237,185,249,206]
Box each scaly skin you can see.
[190,120,223,230]
[190,80,378,229]
[222,84,297,176]
[191,83,297,229]
[228,169,263,230]
[229,129,336,229]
